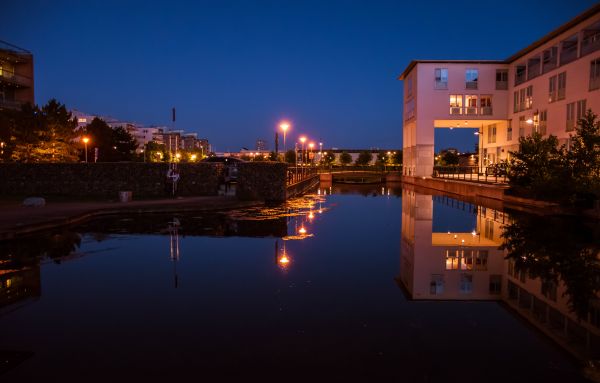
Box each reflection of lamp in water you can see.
[308,211,314,220]
[299,226,307,235]
[168,218,181,288]
[276,239,291,270]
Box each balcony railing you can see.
[465,107,478,115]
[560,45,578,65]
[465,81,478,90]
[581,31,600,56]
[450,107,462,115]
[0,98,25,110]
[591,76,600,91]
[515,71,526,86]
[435,81,448,90]
[495,80,507,90]
[480,107,492,115]
[0,71,33,87]
[557,88,566,100]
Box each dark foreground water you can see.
[1,184,598,382]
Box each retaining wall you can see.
[236,162,287,202]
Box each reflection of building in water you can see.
[400,189,505,300]
[168,218,180,288]
[0,267,41,314]
[399,189,600,360]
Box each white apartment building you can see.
[399,4,600,177]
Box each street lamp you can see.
[82,136,90,163]
[280,122,290,153]
[299,136,307,177]
[308,142,315,167]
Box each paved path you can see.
[0,196,262,240]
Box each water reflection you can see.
[398,188,600,362]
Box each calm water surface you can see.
[1,184,597,382]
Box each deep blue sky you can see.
[1,0,597,152]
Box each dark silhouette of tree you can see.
[145,140,166,162]
[339,151,352,166]
[284,149,296,164]
[391,151,403,165]
[442,151,459,165]
[320,151,335,165]
[567,110,600,202]
[84,118,138,162]
[355,151,373,165]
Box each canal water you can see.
[1,184,598,382]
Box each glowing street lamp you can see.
[82,136,90,163]
[308,142,315,166]
[280,122,290,153]
[299,136,307,176]
[190,154,197,162]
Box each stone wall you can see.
[236,162,287,202]
[0,163,221,198]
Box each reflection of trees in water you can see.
[331,183,402,197]
[501,212,600,319]
[0,230,82,268]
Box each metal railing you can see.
[0,71,33,87]
[287,166,318,185]
[433,165,507,184]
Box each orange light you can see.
[299,226,307,234]
[308,212,314,219]
[299,136,307,143]
[279,255,290,264]
[82,137,90,144]
[280,122,290,131]
[309,142,314,149]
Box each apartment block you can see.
[0,40,34,110]
[399,4,600,177]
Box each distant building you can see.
[399,4,600,176]
[256,139,267,151]
[0,40,34,110]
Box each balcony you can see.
[465,81,477,90]
[435,81,448,90]
[559,39,578,66]
[0,98,25,110]
[527,58,541,80]
[450,107,463,115]
[480,107,493,115]
[495,80,507,90]
[0,71,33,88]
[465,107,478,115]
[581,23,600,56]
[515,67,526,86]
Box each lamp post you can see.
[299,136,307,178]
[474,127,483,176]
[280,122,290,154]
[309,142,314,168]
[82,136,90,163]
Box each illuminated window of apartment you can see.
[590,58,600,91]
[507,120,513,141]
[484,219,494,239]
[487,124,497,144]
[474,250,488,271]
[539,110,547,135]
[496,69,508,90]
[525,85,533,109]
[557,72,566,100]
[549,75,557,102]
[515,65,526,86]
[519,88,526,111]
[449,94,463,115]
[465,95,478,114]
[460,273,473,294]
[466,69,478,89]
[434,68,448,89]
[445,249,460,270]
[489,275,501,294]
[480,95,492,115]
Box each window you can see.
[513,91,519,113]
[430,274,444,295]
[557,72,566,100]
[519,88,526,111]
[496,69,508,90]
[487,124,497,144]
[480,95,492,115]
[404,99,415,121]
[466,69,478,89]
[406,76,413,99]
[434,68,448,89]
[489,275,502,295]
[465,95,478,114]
[507,120,513,141]
[539,110,547,135]
[591,59,600,90]
[525,85,533,109]
[519,116,526,137]
[515,65,526,85]
[460,274,473,294]
[527,56,541,79]
[449,94,463,114]
[542,46,558,73]
[445,249,460,270]
[566,99,586,132]
[582,21,600,56]
[549,75,557,102]
[560,34,578,65]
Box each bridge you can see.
[317,167,402,184]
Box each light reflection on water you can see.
[0,184,597,382]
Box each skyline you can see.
[1,0,598,152]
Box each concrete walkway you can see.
[0,196,262,240]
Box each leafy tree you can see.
[441,151,459,165]
[38,99,79,162]
[284,149,296,164]
[268,151,278,161]
[339,151,352,166]
[376,151,387,165]
[566,110,600,202]
[84,118,138,162]
[144,140,167,162]
[391,150,402,165]
[355,150,373,165]
[507,133,568,200]
[112,126,138,161]
[320,151,335,166]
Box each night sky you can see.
[1,0,597,152]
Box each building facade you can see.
[399,4,600,177]
[0,40,34,110]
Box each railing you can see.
[0,71,33,87]
[465,81,478,90]
[495,80,508,90]
[581,31,600,56]
[287,166,318,185]
[560,44,578,66]
[434,81,448,90]
[515,71,526,86]
[0,98,25,110]
[317,164,402,173]
[450,107,462,115]
[480,106,493,115]
[433,165,507,183]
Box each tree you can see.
[376,151,387,165]
[507,133,568,200]
[355,151,373,166]
[567,110,600,202]
[112,126,138,161]
[391,151,402,165]
[320,151,335,166]
[441,151,459,165]
[339,151,352,166]
[145,141,166,162]
[84,119,138,162]
[284,149,296,164]
[268,151,278,161]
